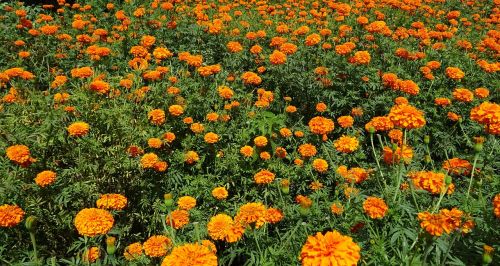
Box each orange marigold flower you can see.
[312,158,328,173]
[474,88,489,98]
[208,214,245,243]
[227,41,243,53]
[96,194,127,210]
[409,171,447,194]
[300,230,361,266]
[217,86,234,99]
[254,169,275,184]
[452,88,474,102]
[67,122,90,137]
[434,97,452,106]
[166,209,190,229]
[235,202,267,228]
[269,50,287,65]
[298,143,317,158]
[333,135,359,153]
[330,202,344,215]
[190,123,205,134]
[265,208,284,224]
[241,71,262,85]
[185,151,199,164]
[74,208,114,237]
[383,145,413,165]
[141,153,159,169]
[337,115,354,128]
[82,247,100,263]
[470,102,500,125]
[493,194,500,219]
[388,104,426,129]
[161,243,217,266]
[445,67,465,80]
[204,132,219,144]
[363,197,388,219]
[366,116,394,132]
[124,242,143,261]
[351,50,371,64]
[212,187,228,200]
[6,145,36,167]
[442,158,472,176]
[168,105,184,116]
[0,205,25,228]
[148,138,162,149]
[35,170,56,187]
[148,109,165,125]
[308,116,334,135]
[143,235,172,257]
[305,33,321,46]
[254,136,268,147]
[177,196,196,210]
[417,212,444,236]
[240,145,254,157]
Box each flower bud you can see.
[424,135,430,144]
[368,127,375,134]
[445,175,452,185]
[424,155,432,163]
[25,216,37,232]
[474,143,483,153]
[298,206,310,216]
[106,236,116,255]
[164,193,174,207]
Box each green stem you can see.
[29,232,39,265]
[392,130,406,203]
[252,228,262,255]
[440,233,459,266]
[370,133,387,191]
[466,153,479,201]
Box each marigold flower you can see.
[96,194,127,210]
[240,145,254,157]
[434,97,452,107]
[254,169,275,184]
[493,194,500,219]
[470,102,500,125]
[0,205,25,228]
[442,158,472,175]
[235,202,267,228]
[308,116,334,135]
[305,33,321,46]
[445,67,465,80]
[83,247,100,263]
[388,104,426,129]
[6,145,36,167]
[254,136,268,147]
[177,196,196,210]
[212,187,228,200]
[452,88,474,102]
[265,208,284,224]
[185,151,199,164]
[35,170,56,187]
[474,88,489,98]
[168,105,184,116]
[351,50,371,64]
[330,202,344,215]
[161,243,217,266]
[312,158,328,173]
[124,242,143,261]
[333,135,359,153]
[300,230,361,266]
[363,197,388,219]
[409,171,448,194]
[366,116,394,132]
[204,132,219,144]
[208,214,245,242]
[74,208,114,237]
[241,71,262,85]
[67,122,90,137]
[141,153,159,169]
[217,86,234,99]
[383,145,413,164]
[166,209,190,229]
[143,235,172,257]
[269,50,287,65]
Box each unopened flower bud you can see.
[299,206,310,216]
[164,193,174,207]
[424,135,430,144]
[106,236,116,255]
[25,216,37,232]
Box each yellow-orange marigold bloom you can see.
[161,243,217,266]
[227,41,243,53]
[141,153,159,169]
[418,212,444,236]
[366,116,394,132]
[434,98,452,107]
[124,242,143,261]
[254,136,268,147]
[470,102,500,125]
[185,151,199,164]
[474,88,489,98]
[177,196,196,210]
[35,170,56,187]
[240,145,254,157]
[333,135,359,153]
[241,71,262,86]
[352,50,371,64]
[207,214,244,243]
[168,105,184,116]
[148,109,165,125]
[442,158,472,176]
[330,202,344,215]
[83,247,100,263]
[0,205,25,228]
[269,50,287,65]
[305,33,321,46]
[96,194,127,210]
[6,145,35,167]
[363,197,388,219]
[212,187,228,200]
[409,171,447,194]
[493,194,500,219]
[388,104,426,129]
[67,122,90,137]
[235,202,267,228]
[312,158,328,173]
[74,208,114,237]
[254,169,275,184]
[204,132,219,144]
[337,116,354,128]
[298,143,317,158]
[143,235,172,257]
[300,230,361,266]
[445,67,465,80]
[217,86,234,99]
[308,116,334,135]
[383,145,413,165]
[452,88,474,102]
[166,209,189,229]
[89,80,110,94]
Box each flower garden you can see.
[0,0,499,265]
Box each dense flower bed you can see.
[0,0,499,265]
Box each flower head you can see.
[74,208,114,237]
[300,230,361,266]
